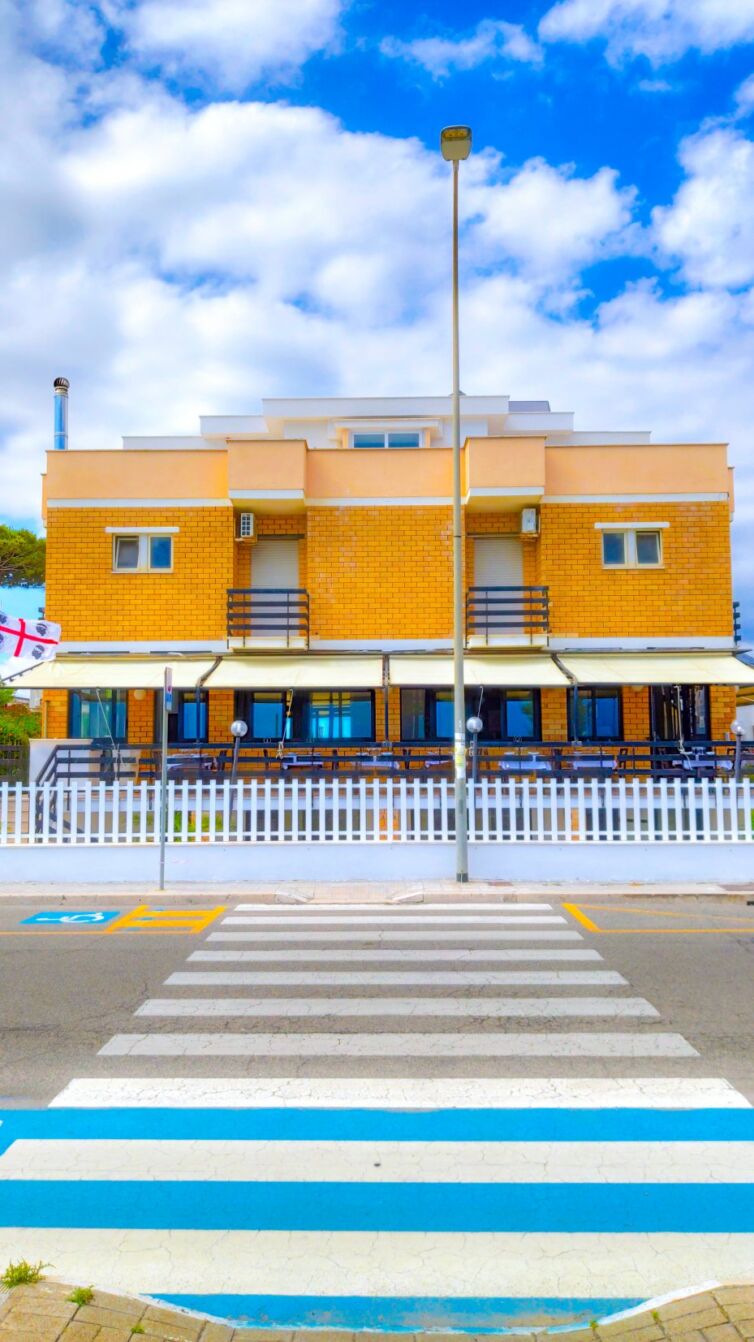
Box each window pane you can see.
[149,536,172,570]
[251,694,285,739]
[569,690,593,740]
[434,691,454,740]
[401,689,426,740]
[353,433,384,448]
[69,690,127,741]
[602,532,625,566]
[636,531,660,565]
[346,693,373,740]
[115,537,139,570]
[387,432,420,448]
[303,692,373,741]
[594,691,620,739]
[688,686,709,738]
[505,691,537,740]
[180,694,207,742]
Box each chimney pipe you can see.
[53,376,69,451]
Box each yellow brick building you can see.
[23,393,750,773]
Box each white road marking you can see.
[136,996,658,1019]
[49,1076,751,1108]
[98,1032,698,1058]
[1,1228,753,1297]
[188,949,603,963]
[233,903,555,912]
[2,1138,748,1183]
[165,970,626,986]
[208,930,584,942]
[221,915,568,926]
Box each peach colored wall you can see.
[43,450,228,514]
[307,449,452,501]
[545,443,730,498]
[465,437,545,491]
[228,440,306,493]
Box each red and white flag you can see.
[0,612,61,661]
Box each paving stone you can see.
[89,1291,147,1317]
[94,1328,140,1342]
[597,1325,664,1342]
[658,1309,729,1331]
[6,1297,78,1322]
[665,1330,706,1342]
[657,1297,723,1323]
[715,1292,754,1308]
[60,1324,101,1341]
[232,1331,297,1342]
[731,1323,754,1339]
[76,1305,145,1329]
[142,1306,203,1337]
[0,1311,68,1339]
[141,1326,207,1342]
[198,1326,235,1342]
[702,1325,745,1342]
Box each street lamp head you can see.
[466,715,483,735]
[230,719,248,739]
[441,125,472,162]
[731,719,745,738]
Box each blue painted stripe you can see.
[3,1108,754,1146]
[157,1293,645,1333]
[2,1180,754,1231]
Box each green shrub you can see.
[1,1259,49,1288]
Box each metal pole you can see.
[451,158,468,882]
[158,678,169,891]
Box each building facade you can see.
[26,393,747,766]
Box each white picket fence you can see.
[0,776,752,845]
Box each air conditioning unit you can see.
[521,507,540,536]
[236,512,255,541]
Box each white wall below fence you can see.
[0,840,751,884]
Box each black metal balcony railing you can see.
[227,588,310,645]
[734,600,742,645]
[466,585,549,642]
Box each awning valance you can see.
[205,656,384,690]
[389,655,570,688]
[9,658,217,690]
[559,654,754,687]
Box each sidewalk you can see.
[3,1281,754,1341]
[0,880,750,901]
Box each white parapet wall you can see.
[0,840,751,883]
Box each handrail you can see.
[227,587,310,646]
[466,585,549,640]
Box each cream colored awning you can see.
[560,654,754,686]
[389,655,570,688]
[9,658,217,690]
[206,656,384,690]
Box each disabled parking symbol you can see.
[20,910,122,926]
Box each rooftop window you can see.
[352,430,422,449]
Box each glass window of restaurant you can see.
[650,685,710,741]
[236,690,374,743]
[69,690,128,741]
[154,691,208,745]
[568,688,623,741]
[401,688,540,742]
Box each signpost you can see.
[158,667,172,890]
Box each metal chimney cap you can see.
[53,376,70,391]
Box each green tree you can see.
[0,685,39,744]
[0,525,45,587]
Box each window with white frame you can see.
[351,430,422,449]
[112,533,174,572]
[600,528,663,568]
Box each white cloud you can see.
[113,0,344,91]
[539,0,754,66]
[735,72,754,116]
[653,126,754,289]
[380,20,542,78]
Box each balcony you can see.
[466,585,550,647]
[227,587,310,648]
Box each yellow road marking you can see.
[104,904,226,934]
[563,901,754,935]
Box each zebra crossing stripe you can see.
[98,1031,698,1057]
[221,915,569,925]
[188,948,604,962]
[208,929,584,941]
[47,1076,751,1108]
[3,1137,750,1183]
[0,1227,752,1296]
[233,903,556,912]
[136,996,659,1019]
[165,970,624,985]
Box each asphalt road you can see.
[2,889,754,1106]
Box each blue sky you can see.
[1,0,754,636]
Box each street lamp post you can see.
[441,124,472,883]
